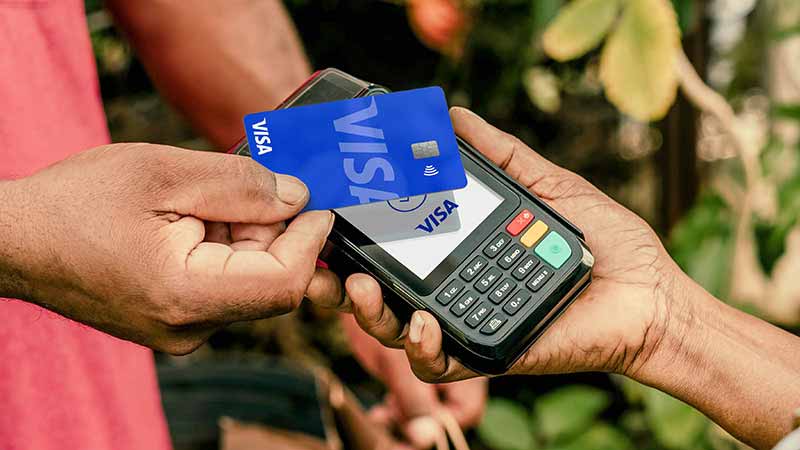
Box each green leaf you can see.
[599,0,681,121]
[773,103,800,121]
[643,388,708,449]
[549,423,634,450]
[478,398,537,450]
[542,0,622,61]
[534,385,611,443]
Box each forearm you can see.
[0,180,34,300]
[107,0,311,149]
[637,273,800,449]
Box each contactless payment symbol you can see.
[423,165,439,177]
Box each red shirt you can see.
[0,1,172,449]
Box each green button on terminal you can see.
[534,231,572,269]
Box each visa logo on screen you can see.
[415,199,459,233]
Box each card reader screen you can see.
[336,172,504,279]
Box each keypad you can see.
[483,233,510,258]
[433,208,574,339]
[498,244,524,269]
[474,267,502,293]
[466,303,492,328]
[460,256,488,282]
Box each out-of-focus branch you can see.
[675,50,760,190]
[674,48,767,302]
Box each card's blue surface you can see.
[244,87,467,211]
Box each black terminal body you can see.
[229,69,594,375]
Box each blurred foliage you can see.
[477,381,717,450]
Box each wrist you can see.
[0,179,37,300]
[625,264,714,387]
[625,267,800,448]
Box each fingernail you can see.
[406,417,441,448]
[326,211,335,234]
[409,312,425,344]
[275,174,308,205]
[452,106,486,123]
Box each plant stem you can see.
[674,48,768,302]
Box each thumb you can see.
[165,150,309,224]
[449,107,563,186]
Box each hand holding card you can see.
[243,87,467,211]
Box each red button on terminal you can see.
[505,209,534,236]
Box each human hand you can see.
[3,143,334,353]
[342,314,486,449]
[343,107,687,382]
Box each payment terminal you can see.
[229,69,594,375]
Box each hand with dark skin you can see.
[342,315,486,449]
[0,144,333,354]
[341,107,800,450]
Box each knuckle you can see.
[159,307,193,328]
[538,172,593,199]
[235,156,275,202]
[272,282,306,315]
[155,290,197,328]
[157,337,204,356]
[414,367,444,384]
[499,134,525,168]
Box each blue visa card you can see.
[243,87,467,211]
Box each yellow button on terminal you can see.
[521,220,548,248]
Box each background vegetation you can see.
[85,0,800,448]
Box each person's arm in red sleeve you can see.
[105,0,311,149]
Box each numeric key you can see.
[512,256,539,280]
[450,291,478,317]
[503,290,531,315]
[489,278,516,304]
[474,267,502,293]
[436,279,465,305]
[465,303,492,328]
[460,256,488,282]
[483,233,510,258]
[498,244,524,269]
